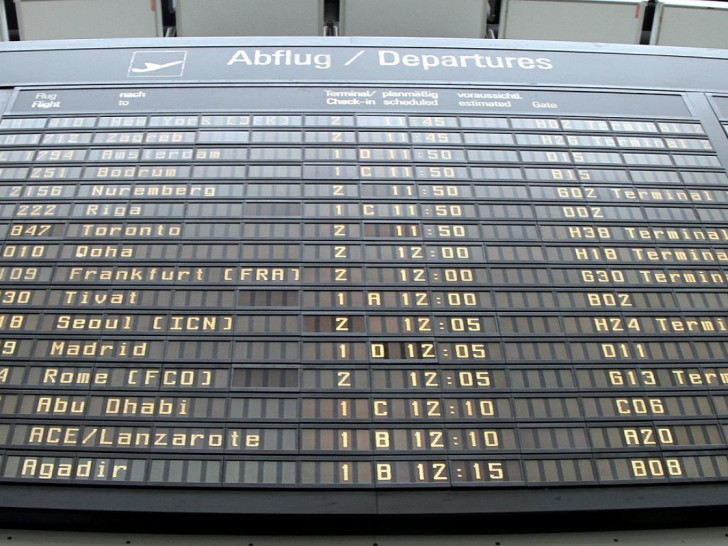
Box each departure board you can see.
[1,39,728,529]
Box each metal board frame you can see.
[0,37,727,533]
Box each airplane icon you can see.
[128,51,187,77]
[131,60,185,73]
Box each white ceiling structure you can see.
[1,0,727,48]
